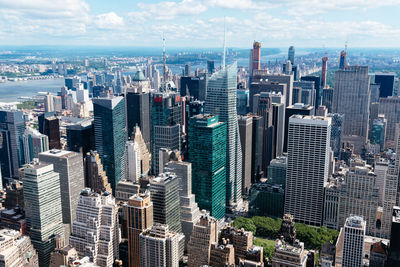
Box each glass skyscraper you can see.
[205,62,243,208]
[189,114,227,220]
[93,96,127,191]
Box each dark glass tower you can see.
[126,92,151,146]
[38,112,61,149]
[93,96,127,191]
[301,75,321,107]
[180,76,200,100]
[189,114,227,220]
[375,72,395,98]
[66,119,95,155]
[0,109,25,179]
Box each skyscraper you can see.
[333,66,370,153]
[249,41,261,77]
[38,113,61,149]
[189,114,227,220]
[375,72,395,97]
[0,109,25,179]
[140,224,184,267]
[39,149,85,242]
[132,126,150,175]
[284,115,331,226]
[207,60,215,75]
[69,189,120,267]
[378,96,400,148]
[327,113,344,157]
[93,96,127,191]
[238,116,252,195]
[150,172,182,233]
[187,211,218,267]
[22,161,64,267]
[339,50,347,69]
[84,150,111,193]
[301,75,321,107]
[205,62,243,208]
[288,46,295,65]
[125,141,141,183]
[249,115,264,183]
[66,119,94,155]
[342,216,365,267]
[22,127,49,163]
[151,91,182,175]
[321,56,328,88]
[125,192,153,267]
[388,206,400,265]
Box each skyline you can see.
[0,0,400,48]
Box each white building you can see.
[342,216,366,267]
[69,189,120,267]
[140,223,184,267]
[284,115,331,226]
[126,141,141,183]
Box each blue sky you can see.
[1,0,400,48]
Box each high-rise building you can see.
[126,141,141,183]
[39,149,85,242]
[209,242,235,267]
[339,50,347,69]
[207,60,215,75]
[185,64,191,76]
[236,89,249,115]
[187,211,218,267]
[378,97,400,148]
[22,127,49,163]
[284,115,331,226]
[151,91,182,175]
[388,206,400,265]
[164,160,201,249]
[150,172,182,233]
[322,88,334,112]
[321,56,328,88]
[342,216,365,267]
[205,62,243,208]
[283,103,314,152]
[338,160,379,236]
[189,114,227,220]
[49,236,78,267]
[333,66,370,153]
[272,239,308,267]
[249,41,261,76]
[38,113,61,149]
[327,113,344,158]
[180,76,201,100]
[0,229,39,267]
[125,192,153,267]
[22,161,64,267]
[249,182,285,218]
[288,46,295,65]
[293,80,316,106]
[375,72,395,98]
[370,115,387,151]
[126,72,151,147]
[267,156,287,187]
[93,96,127,191]
[69,189,120,267]
[66,119,94,155]
[301,75,321,107]
[248,115,264,183]
[140,223,184,267]
[238,116,253,195]
[131,126,150,175]
[0,109,25,179]
[84,150,111,193]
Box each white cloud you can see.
[136,0,207,20]
[94,12,124,29]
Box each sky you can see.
[1,0,400,48]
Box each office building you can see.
[249,115,264,183]
[283,103,314,152]
[22,127,49,163]
[388,206,400,265]
[288,46,295,65]
[378,96,400,148]
[126,141,141,183]
[249,182,284,218]
[49,237,78,267]
[375,72,395,98]
[342,216,365,267]
[69,189,120,267]
[38,113,61,149]
[293,80,316,106]
[187,211,218,267]
[93,96,127,191]
[189,114,227,220]
[115,179,140,202]
[301,75,321,107]
[338,161,379,236]
[205,62,243,208]
[238,116,253,195]
[150,172,182,233]
[322,56,328,89]
[164,160,201,249]
[0,109,25,179]
[339,50,347,69]
[267,156,287,187]
[39,149,85,242]
[322,88,334,112]
[125,192,153,267]
[237,89,249,115]
[370,115,387,151]
[323,181,340,230]
[140,223,184,267]
[0,229,39,267]
[209,242,235,267]
[284,115,331,226]
[151,91,182,175]
[325,113,343,158]
[207,60,215,75]
[333,66,370,153]
[272,239,308,267]
[22,161,64,267]
[84,150,111,193]
[66,119,94,155]
[131,126,150,175]
[180,76,201,100]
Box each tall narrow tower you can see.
[205,62,243,208]
[321,56,328,88]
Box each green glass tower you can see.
[189,114,226,220]
[93,96,127,191]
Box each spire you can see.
[222,16,226,69]
[163,33,167,91]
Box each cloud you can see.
[136,0,207,20]
[94,12,124,29]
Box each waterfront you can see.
[0,78,64,102]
